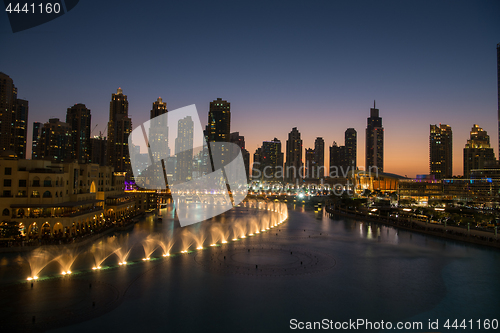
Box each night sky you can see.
[1,0,499,177]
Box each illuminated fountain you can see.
[91,238,120,270]
[26,247,54,280]
[141,234,164,260]
[52,247,79,275]
[21,200,288,280]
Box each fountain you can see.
[20,200,289,280]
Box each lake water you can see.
[1,203,499,332]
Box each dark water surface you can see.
[1,204,499,332]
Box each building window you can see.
[4,179,11,187]
[31,190,39,198]
[4,167,11,175]
[3,190,11,197]
[33,179,40,187]
[19,179,26,187]
[43,191,51,198]
[2,208,9,216]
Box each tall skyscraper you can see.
[230,132,250,181]
[207,98,230,142]
[463,124,496,178]
[329,141,346,176]
[106,88,132,173]
[429,124,453,179]
[66,103,91,163]
[365,101,384,172]
[497,43,500,159]
[285,127,303,182]
[175,116,194,182]
[0,72,29,159]
[305,148,316,179]
[32,121,42,160]
[252,147,262,180]
[260,138,283,181]
[37,118,73,162]
[344,128,357,170]
[314,137,325,179]
[148,97,169,161]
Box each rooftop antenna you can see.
[374,100,376,109]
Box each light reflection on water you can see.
[1,203,499,333]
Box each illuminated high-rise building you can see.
[175,116,194,182]
[37,118,73,162]
[0,72,29,159]
[329,142,346,177]
[430,124,452,179]
[230,132,250,181]
[106,88,132,173]
[260,138,283,181]
[314,137,325,179]
[497,43,500,159]
[285,127,303,182]
[252,147,262,180]
[344,128,357,170]
[464,124,496,178]
[32,122,42,160]
[207,98,230,142]
[66,103,91,163]
[365,101,383,172]
[305,148,316,179]
[148,97,169,161]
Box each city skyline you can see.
[1,1,499,178]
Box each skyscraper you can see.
[365,101,384,172]
[148,97,169,161]
[0,72,29,159]
[66,103,91,163]
[207,98,230,142]
[230,132,250,181]
[344,128,357,170]
[497,43,500,159]
[252,147,262,180]
[429,124,452,179]
[329,141,346,177]
[305,148,316,179]
[285,127,303,182]
[464,124,496,178]
[37,118,73,162]
[260,138,283,181]
[314,137,325,179]
[32,122,42,160]
[175,116,194,182]
[106,88,132,173]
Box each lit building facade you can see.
[430,124,452,179]
[0,72,29,159]
[285,127,303,182]
[365,102,383,172]
[463,124,495,178]
[314,137,325,179]
[0,155,139,238]
[36,118,73,163]
[66,103,91,164]
[106,88,132,174]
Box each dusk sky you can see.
[1,0,499,177]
